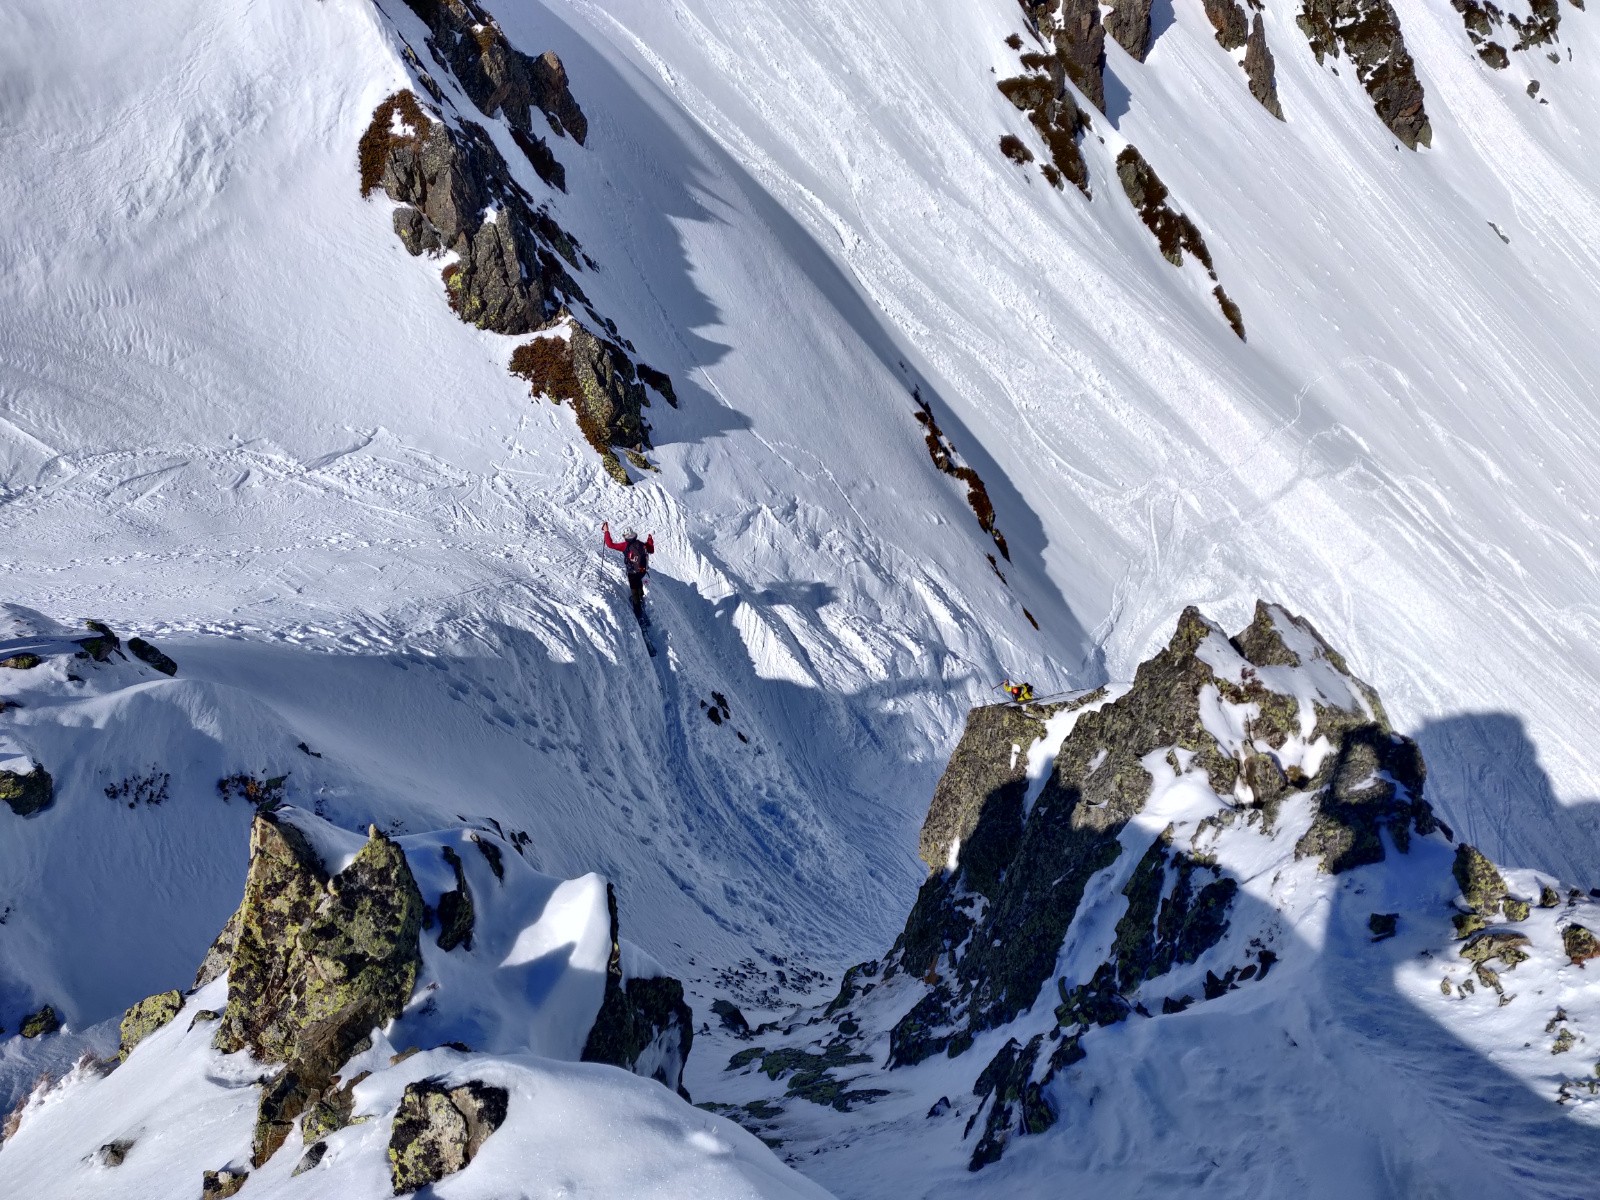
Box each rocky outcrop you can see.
[0,762,53,816]
[210,813,425,1167]
[202,1169,248,1198]
[1297,0,1432,148]
[128,637,178,676]
[1106,0,1154,59]
[1244,16,1286,119]
[388,1077,508,1194]
[581,884,695,1095]
[1115,148,1246,338]
[360,91,584,336]
[510,321,652,485]
[1018,0,1107,111]
[872,602,1442,1171]
[911,390,1013,563]
[0,653,41,670]
[399,0,587,143]
[20,1005,60,1038]
[120,990,183,1059]
[917,704,1051,877]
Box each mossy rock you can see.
[1503,897,1531,922]
[0,653,41,670]
[1452,911,1488,939]
[1459,929,1531,969]
[120,990,183,1060]
[20,1004,60,1038]
[1563,924,1600,965]
[1539,885,1561,909]
[201,1168,248,1198]
[388,1078,508,1194]
[1453,843,1508,915]
[0,763,53,817]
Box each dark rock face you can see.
[1294,723,1435,873]
[360,91,584,336]
[1202,0,1250,49]
[388,1077,508,1194]
[969,1033,1055,1170]
[128,637,178,676]
[917,704,1049,878]
[1018,0,1108,111]
[1112,831,1238,990]
[1297,0,1432,148]
[120,989,183,1060]
[400,0,587,143]
[435,846,475,952]
[210,813,425,1167]
[1106,0,1154,59]
[912,390,1012,564]
[78,619,120,662]
[581,884,695,1095]
[1244,16,1286,118]
[1,762,53,816]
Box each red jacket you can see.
[604,531,654,573]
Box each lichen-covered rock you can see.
[388,1078,508,1195]
[1244,16,1286,119]
[1459,929,1530,969]
[359,91,583,336]
[127,637,178,676]
[1294,724,1431,873]
[1453,843,1508,915]
[1563,924,1600,965]
[1111,831,1238,988]
[211,814,424,1166]
[1,762,53,816]
[435,846,475,951]
[20,1005,60,1038]
[1503,896,1531,922]
[917,703,1050,879]
[969,1033,1055,1169]
[120,990,183,1060]
[78,620,120,662]
[1297,0,1432,148]
[0,653,42,669]
[1539,885,1561,908]
[194,910,241,989]
[510,321,651,483]
[581,884,695,1094]
[201,1168,248,1198]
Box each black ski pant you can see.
[627,571,646,619]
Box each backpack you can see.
[624,539,650,574]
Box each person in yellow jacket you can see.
[1000,679,1034,704]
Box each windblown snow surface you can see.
[1,0,1599,1193]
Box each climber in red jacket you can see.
[603,522,654,619]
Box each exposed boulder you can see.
[20,1005,60,1038]
[201,1168,248,1198]
[581,884,695,1095]
[1297,0,1432,148]
[77,619,120,662]
[1202,0,1250,49]
[128,637,178,676]
[0,653,42,669]
[1453,843,1509,915]
[387,1077,508,1195]
[120,990,183,1060]
[96,1138,136,1167]
[996,57,1091,196]
[1,762,53,816]
[1563,924,1600,965]
[210,813,425,1166]
[1106,0,1154,59]
[359,90,583,336]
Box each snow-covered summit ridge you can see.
[696,602,1600,1196]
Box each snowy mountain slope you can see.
[3,0,1600,1192]
[546,0,1600,877]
